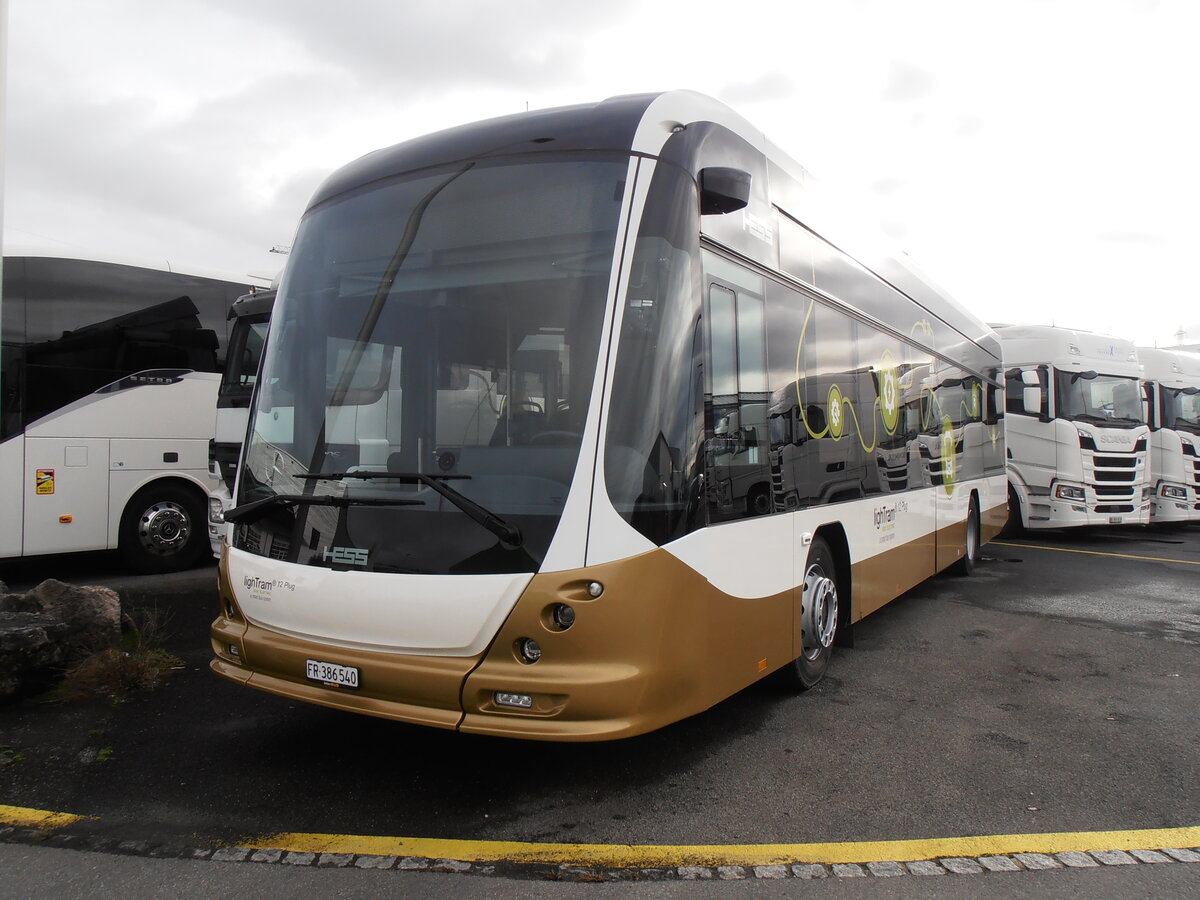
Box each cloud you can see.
[204,0,637,98]
[882,61,936,102]
[1095,231,1169,246]
[718,73,795,106]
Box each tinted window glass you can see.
[2,257,249,436]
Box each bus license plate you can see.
[306,659,359,688]
[1108,516,1123,525]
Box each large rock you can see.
[0,612,71,699]
[0,579,122,701]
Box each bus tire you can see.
[785,536,839,691]
[119,482,207,575]
[951,493,981,576]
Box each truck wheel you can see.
[119,483,207,574]
[784,536,839,690]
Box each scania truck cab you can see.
[207,289,275,556]
[996,324,1151,529]
[1137,346,1200,524]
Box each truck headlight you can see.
[208,497,226,524]
[1161,484,1188,500]
[1054,484,1085,502]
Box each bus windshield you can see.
[1161,385,1200,434]
[1053,369,1145,427]
[232,153,628,574]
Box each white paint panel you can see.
[661,476,1005,600]
[25,372,219,440]
[0,437,26,557]
[22,437,110,554]
[227,548,533,657]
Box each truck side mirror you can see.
[1022,386,1042,416]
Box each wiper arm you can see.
[224,492,424,526]
[300,470,522,548]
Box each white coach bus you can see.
[997,324,1151,530]
[212,91,1007,740]
[1138,346,1200,523]
[1,249,266,572]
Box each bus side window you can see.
[703,272,771,521]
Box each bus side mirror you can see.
[700,167,751,215]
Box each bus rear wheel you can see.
[119,483,207,574]
[951,493,981,576]
[785,536,839,690]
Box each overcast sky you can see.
[4,0,1197,347]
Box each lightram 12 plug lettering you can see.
[242,575,295,601]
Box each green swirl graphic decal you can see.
[879,349,900,434]
[790,298,971,499]
[940,415,957,496]
[827,384,845,438]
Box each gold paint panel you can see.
[851,535,935,621]
[981,500,1007,543]
[460,549,795,741]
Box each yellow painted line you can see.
[992,540,1200,566]
[244,826,1200,868]
[0,804,89,830]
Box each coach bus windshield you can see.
[231,153,627,575]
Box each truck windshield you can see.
[1053,370,1145,427]
[1161,386,1200,434]
[232,153,628,574]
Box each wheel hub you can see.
[138,501,191,556]
[802,564,838,653]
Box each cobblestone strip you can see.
[1,824,1197,882]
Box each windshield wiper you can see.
[224,492,425,526]
[299,471,523,548]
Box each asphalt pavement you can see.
[1,526,1197,895]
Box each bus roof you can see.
[303,90,995,367]
[3,235,271,290]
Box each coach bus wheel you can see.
[119,483,207,574]
[951,494,981,576]
[787,536,839,691]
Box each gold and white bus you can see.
[211,91,1007,740]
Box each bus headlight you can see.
[1054,484,1085,502]
[494,691,533,709]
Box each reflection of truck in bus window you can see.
[768,372,872,510]
[706,401,770,517]
[873,365,924,493]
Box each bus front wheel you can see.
[785,536,839,690]
[119,483,207,574]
